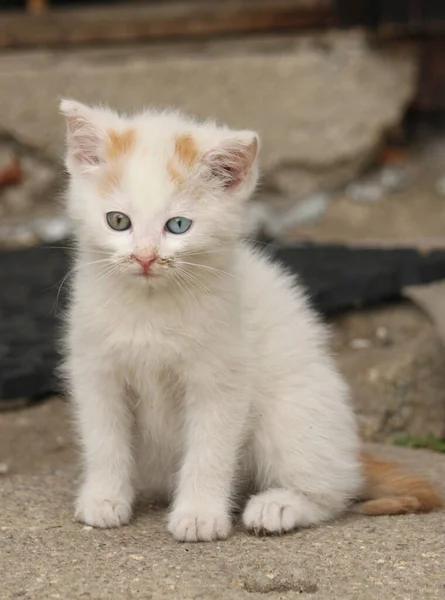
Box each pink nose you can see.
[134,253,157,272]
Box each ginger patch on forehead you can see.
[175,133,198,168]
[106,128,136,160]
[167,160,182,185]
[98,128,136,196]
[167,132,199,187]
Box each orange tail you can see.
[357,451,443,515]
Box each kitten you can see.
[60,99,442,542]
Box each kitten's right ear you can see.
[60,99,107,170]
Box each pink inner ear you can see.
[207,137,258,190]
[66,114,102,167]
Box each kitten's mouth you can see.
[136,267,158,279]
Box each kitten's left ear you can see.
[204,132,260,192]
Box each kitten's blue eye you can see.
[165,217,192,234]
[106,211,131,231]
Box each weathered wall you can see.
[0,31,418,206]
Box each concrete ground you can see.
[1,397,444,600]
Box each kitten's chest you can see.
[102,295,196,369]
[131,366,185,496]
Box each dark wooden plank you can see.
[414,37,445,111]
[336,0,445,31]
[26,0,49,14]
[0,0,335,49]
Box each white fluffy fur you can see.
[61,99,363,542]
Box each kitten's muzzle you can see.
[132,251,158,274]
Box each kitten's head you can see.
[60,99,259,286]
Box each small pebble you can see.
[246,193,331,238]
[0,462,10,475]
[375,326,392,346]
[282,193,330,228]
[32,217,71,243]
[0,225,39,248]
[435,175,445,197]
[379,166,406,192]
[368,368,380,383]
[346,165,406,203]
[346,181,383,203]
[349,338,371,350]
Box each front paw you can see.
[75,488,132,528]
[168,507,231,542]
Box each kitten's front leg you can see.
[70,361,134,528]
[168,362,248,542]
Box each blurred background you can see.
[1,3,445,596]
[1,0,445,458]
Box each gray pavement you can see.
[1,397,444,599]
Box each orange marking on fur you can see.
[360,497,421,515]
[106,128,136,160]
[175,133,198,167]
[358,451,443,515]
[167,159,182,185]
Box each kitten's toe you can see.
[168,508,231,542]
[243,489,312,535]
[75,493,132,528]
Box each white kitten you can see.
[60,100,439,543]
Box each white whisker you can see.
[172,269,198,308]
[175,265,212,296]
[177,261,239,281]
[51,257,113,313]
